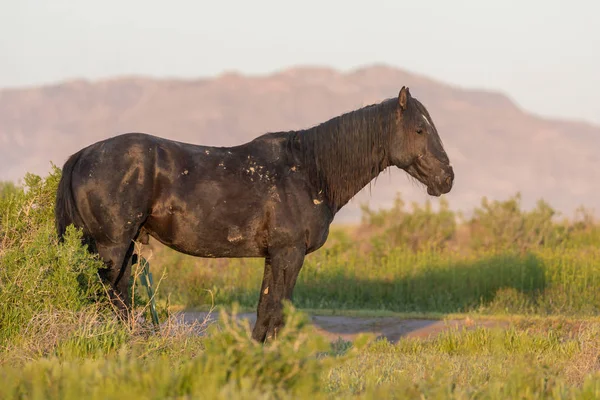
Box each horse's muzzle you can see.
[427,167,454,197]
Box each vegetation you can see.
[0,171,108,347]
[151,192,600,317]
[1,170,599,399]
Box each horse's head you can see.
[389,86,454,197]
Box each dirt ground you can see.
[179,311,510,343]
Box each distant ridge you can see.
[1,65,598,222]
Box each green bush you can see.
[0,168,108,346]
[469,193,570,251]
[360,194,457,253]
[0,181,20,201]
[359,192,598,254]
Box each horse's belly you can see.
[144,213,266,258]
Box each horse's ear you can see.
[399,86,410,111]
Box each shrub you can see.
[360,193,457,253]
[468,193,571,251]
[0,168,108,346]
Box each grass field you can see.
[1,170,599,399]
[149,239,600,317]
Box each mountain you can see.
[0,65,598,223]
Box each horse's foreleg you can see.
[252,246,305,342]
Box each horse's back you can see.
[65,130,330,257]
[140,132,304,257]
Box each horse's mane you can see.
[295,98,399,208]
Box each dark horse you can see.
[55,87,454,342]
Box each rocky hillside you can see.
[1,65,598,222]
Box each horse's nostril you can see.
[445,175,453,186]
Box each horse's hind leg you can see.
[96,241,136,316]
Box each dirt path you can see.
[179,311,510,343]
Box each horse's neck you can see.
[297,103,395,212]
[329,155,390,212]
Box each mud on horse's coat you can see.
[55,87,454,342]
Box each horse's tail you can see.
[55,150,86,243]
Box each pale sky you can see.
[1,0,598,125]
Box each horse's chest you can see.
[299,203,333,253]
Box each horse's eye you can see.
[416,128,423,134]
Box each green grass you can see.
[2,169,600,399]
[328,323,600,399]
[149,244,600,317]
[2,316,599,399]
[146,192,600,317]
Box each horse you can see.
[54,86,454,342]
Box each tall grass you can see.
[0,170,366,399]
[2,170,600,399]
[1,317,599,399]
[328,322,600,399]
[148,192,600,316]
[0,170,109,347]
